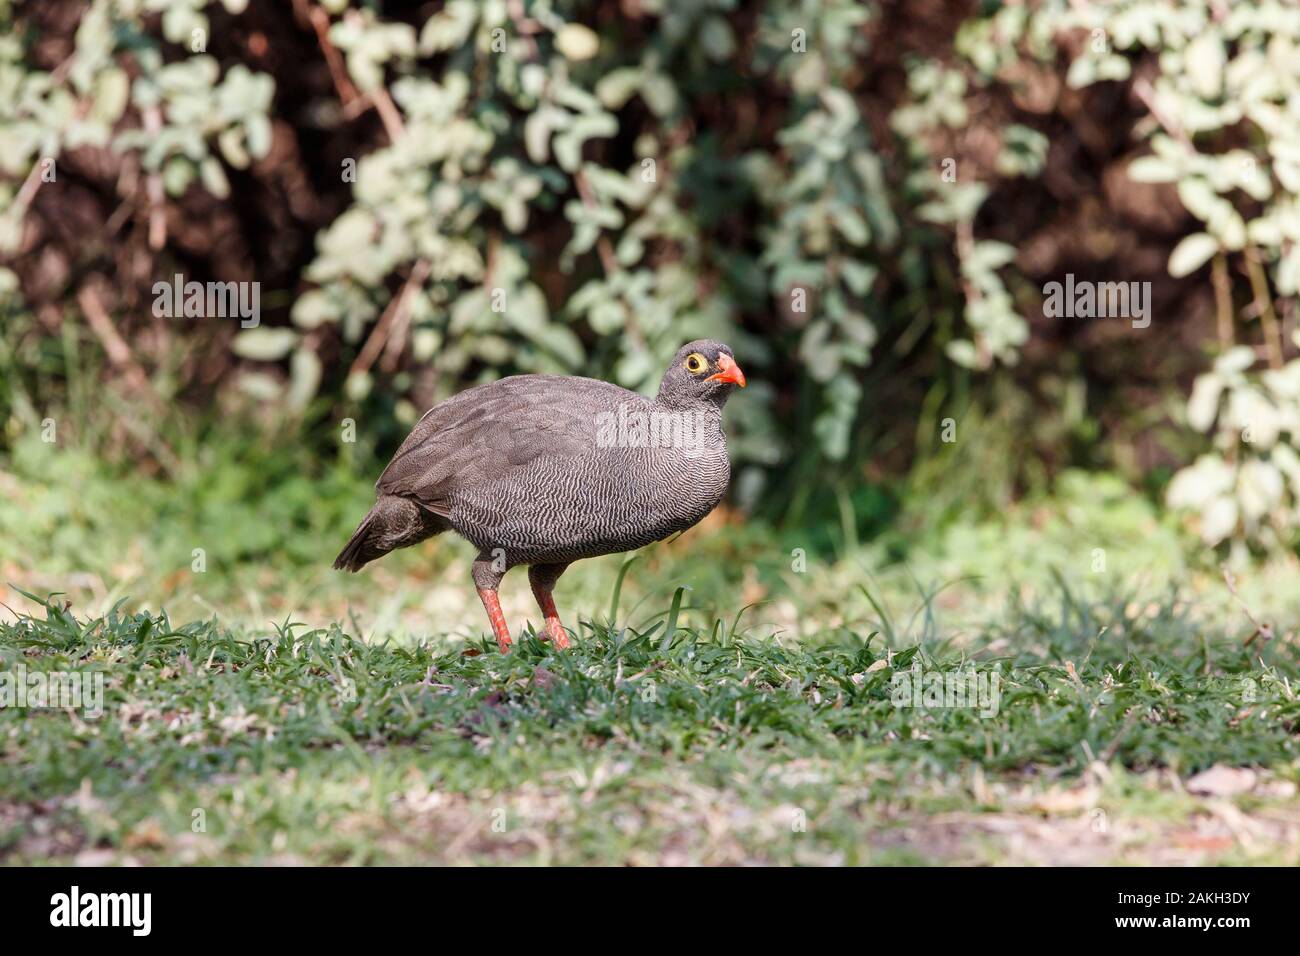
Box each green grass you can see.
[4,429,1300,864]
[3,585,1297,865]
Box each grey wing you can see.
[374,375,632,513]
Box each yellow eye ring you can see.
[684,352,708,374]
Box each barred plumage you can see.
[334,339,746,652]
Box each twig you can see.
[1221,564,1275,647]
[369,86,407,142]
[1064,660,1087,694]
[2,54,82,233]
[381,259,431,373]
[955,219,993,369]
[293,1,417,368]
[349,259,430,378]
[574,168,619,277]
[76,282,154,397]
[507,0,541,60]
[143,105,167,250]
[1280,289,1297,350]
[7,156,49,225]
[293,0,359,106]
[76,280,180,473]
[340,9,406,141]
[1133,77,1193,151]
[577,169,621,277]
[1098,707,1142,764]
[296,2,404,141]
[1211,252,1234,350]
[1244,247,1283,369]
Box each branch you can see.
[143,104,167,251]
[297,2,406,142]
[1244,247,1283,369]
[1211,253,1234,350]
[1133,77,1193,152]
[342,9,406,142]
[75,280,177,471]
[294,0,359,106]
[369,86,407,142]
[350,259,431,378]
[77,282,152,391]
[8,156,48,224]
[1,54,82,236]
[574,168,619,277]
[1222,564,1275,648]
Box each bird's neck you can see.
[647,396,726,455]
[653,393,726,422]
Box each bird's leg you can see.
[472,556,512,653]
[528,563,571,649]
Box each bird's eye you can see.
[684,353,708,374]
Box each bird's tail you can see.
[332,495,445,572]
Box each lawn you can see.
[2,438,1298,865]
[3,582,1298,865]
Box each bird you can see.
[333,340,746,652]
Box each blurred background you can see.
[2,0,1299,637]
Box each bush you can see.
[2,1,1298,544]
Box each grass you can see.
[3,430,1300,864]
[3,583,1298,865]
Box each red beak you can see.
[707,353,746,387]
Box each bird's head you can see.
[656,339,746,408]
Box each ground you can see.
[1,439,1298,865]
[3,582,1298,865]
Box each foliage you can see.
[992,1,1300,549]
[2,0,1300,543]
[1168,342,1300,548]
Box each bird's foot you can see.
[543,617,570,649]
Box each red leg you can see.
[534,588,570,649]
[476,587,512,653]
[528,563,571,649]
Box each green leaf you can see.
[945,339,980,368]
[1184,34,1224,100]
[199,157,230,198]
[1127,155,1176,183]
[287,346,322,411]
[232,327,298,361]
[555,24,600,61]
[553,113,617,172]
[699,17,735,61]
[532,323,584,367]
[606,556,640,625]
[291,289,340,329]
[840,261,878,297]
[596,69,643,109]
[91,67,130,125]
[658,585,691,652]
[1168,233,1218,278]
[1186,373,1222,432]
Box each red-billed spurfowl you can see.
[334,340,746,651]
